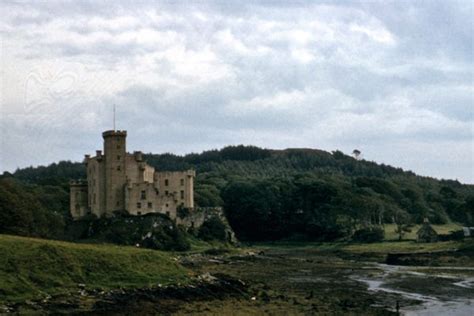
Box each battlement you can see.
[70,179,87,186]
[102,130,127,138]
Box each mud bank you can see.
[386,249,472,266]
[3,274,248,315]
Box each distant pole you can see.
[113,104,116,131]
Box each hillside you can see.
[2,146,474,241]
[0,234,189,302]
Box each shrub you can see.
[352,226,385,243]
[198,217,227,241]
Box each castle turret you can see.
[103,130,127,215]
[70,180,88,219]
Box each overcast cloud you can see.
[1,0,473,183]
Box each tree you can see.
[352,149,361,160]
[394,211,412,241]
[198,217,227,241]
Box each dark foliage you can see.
[198,216,228,241]
[65,214,190,251]
[352,226,385,243]
[3,145,474,243]
[0,178,64,239]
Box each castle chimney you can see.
[96,150,102,157]
[134,151,143,162]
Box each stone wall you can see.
[155,170,195,209]
[177,207,237,243]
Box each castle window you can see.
[137,211,141,215]
[117,155,121,160]
[165,179,169,186]
[137,202,142,209]
[180,190,184,199]
[148,202,152,208]
[165,203,169,207]
[117,166,121,171]
[166,211,170,217]
[141,190,146,200]
[165,190,169,196]
[180,179,184,186]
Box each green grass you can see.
[186,235,240,254]
[0,234,190,303]
[383,223,462,241]
[342,240,464,254]
[256,239,468,255]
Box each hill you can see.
[2,146,474,242]
[0,234,189,303]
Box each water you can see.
[355,264,474,315]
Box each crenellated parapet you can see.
[70,179,87,187]
[102,130,127,138]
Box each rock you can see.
[0,305,13,313]
[197,272,218,283]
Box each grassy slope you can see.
[0,234,190,302]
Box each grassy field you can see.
[342,240,465,254]
[383,223,462,240]
[0,234,190,302]
[257,239,469,255]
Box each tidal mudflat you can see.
[5,241,473,315]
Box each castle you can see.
[70,130,195,220]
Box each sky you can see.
[1,0,473,183]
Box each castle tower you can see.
[103,130,127,215]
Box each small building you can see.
[462,227,474,238]
[416,219,438,243]
[70,130,195,220]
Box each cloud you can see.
[0,1,472,183]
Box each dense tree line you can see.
[221,174,474,241]
[1,145,473,242]
[0,177,65,238]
